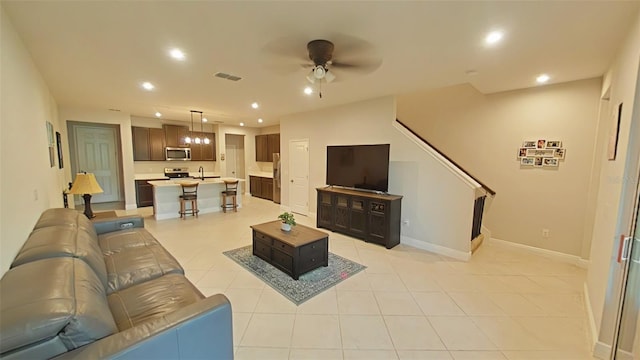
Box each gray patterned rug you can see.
[223,245,366,305]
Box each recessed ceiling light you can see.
[142,82,154,90]
[251,102,259,109]
[240,122,245,127]
[169,48,185,60]
[258,118,263,123]
[155,112,162,117]
[485,31,504,45]
[303,87,313,95]
[536,74,550,84]
[202,117,208,122]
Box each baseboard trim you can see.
[584,283,599,352]
[401,236,471,261]
[125,203,137,210]
[594,341,611,359]
[489,237,590,268]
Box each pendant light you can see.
[186,110,209,145]
[201,113,210,145]
[185,111,194,144]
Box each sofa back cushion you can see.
[33,208,98,239]
[0,258,116,358]
[11,226,108,288]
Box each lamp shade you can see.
[68,173,104,195]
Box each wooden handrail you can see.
[395,119,496,197]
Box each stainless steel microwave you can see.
[165,147,191,161]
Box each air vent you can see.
[214,72,242,81]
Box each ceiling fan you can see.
[263,35,382,97]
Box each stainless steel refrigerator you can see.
[273,153,281,204]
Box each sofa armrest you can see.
[93,216,145,235]
[52,294,233,360]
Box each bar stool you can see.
[179,182,199,219]
[221,180,239,213]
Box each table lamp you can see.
[68,172,103,218]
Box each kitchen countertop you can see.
[148,178,245,187]
[248,171,273,179]
[135,174,169,180]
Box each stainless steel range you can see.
[164,167,190,178]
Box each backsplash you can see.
[134,161,219,174]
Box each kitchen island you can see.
[148,178,244,220]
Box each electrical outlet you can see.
[542,228,550,238]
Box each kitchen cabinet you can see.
[255,133,280,162]
[190,132,216,161]
[163,124,190,148]
[316,187,402,249]
[132,127,166,161]
[135,179,165,207]
[250,175,274,201]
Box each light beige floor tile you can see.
[384,315,445,350]
[336,271,371,291]
[470,317,548,351]
[340,315,394,350]
[398,272,442,292]
[289,348,343,360]
[254,287,298,314]
[468,275,514,293]
[412,292,465,316]
[396,350,453,359]
[291,314,342,349]
[234,346,290,360]
[337,290,380,314]
[185,269,208,284]
[197,287,226,297]
[232,312,252,346]
[501,350,597,359]
[484,293,545,316]
[343,349,398,359]
[240,313,295,347]
[375,291,423,315]
[513,317,590,350]
[297,288,339,314]
[223,288,263,312]
[449,351,507,359]
[493,276,547,293]
[428,317,497,350]
[368,273,409,291]
[434,275,476,292]
[448,292,505,316]
[196,269,238,289]
[521,293,584,317]
[227,270,267,289]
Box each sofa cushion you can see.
[104,244,184,293]
[11,226,108,288]
[0,258,116,358]
[107,273,205,331]
[33,208,98,239]
[98,228,160,254]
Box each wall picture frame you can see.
[608,102,623,160]
[546,140,562,148]
[518,148,527,158]
[521,157,535,166]
[534,157,543,167]
[554,148,565,159]
[543,158,559,167]
[522,140,537,148]
[537,139,546,149]
[56,131,64,169]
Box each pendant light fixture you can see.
[186,110,209,145]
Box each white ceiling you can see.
[3,1,639,127]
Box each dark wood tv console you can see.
[316,187,402,249]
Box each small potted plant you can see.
[278,212,296,232]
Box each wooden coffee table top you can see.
[251,220,328,247]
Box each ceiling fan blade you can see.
[331,59,382,74]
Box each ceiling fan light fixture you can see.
[313,65,326,79]
[324,70,335,83]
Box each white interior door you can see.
[289,139,309,215]
[226,144,237,178]
[74,125,120,203]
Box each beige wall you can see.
[588,9,640,350]
[397,78,602,257]
[0,7,66,274]
[280,96,478,258]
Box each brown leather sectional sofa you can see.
[0,208,233,359]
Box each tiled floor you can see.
[118,195,596,359]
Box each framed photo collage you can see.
[518,139,565,168]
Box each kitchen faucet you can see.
[198,166,204,180]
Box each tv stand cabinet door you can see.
[317,190,334,229]
[349,197,367,238]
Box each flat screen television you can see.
[326,144,390,192]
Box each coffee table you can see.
[250,220,328,280]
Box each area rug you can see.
[223,245,366,305]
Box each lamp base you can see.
[82,193,95,219]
